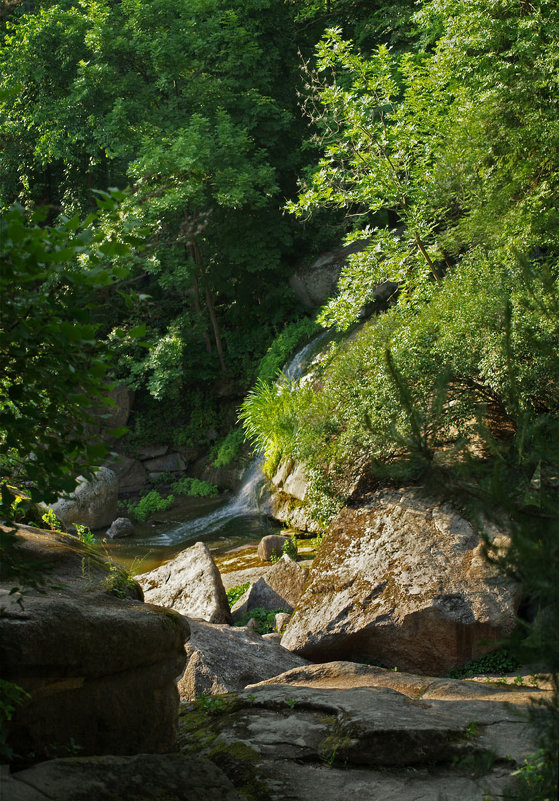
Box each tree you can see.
[0,191,136,523]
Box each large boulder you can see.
[280,488,520,674]
[231,555,309,620]
[137,541,231,624]
[0,526,190,764]
[47,466,118,530]
[1,754,242,801]
[179,662,546,801]
[177,618,308,700]
[110,454,148,495]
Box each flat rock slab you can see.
[281,488,520,674]
[247,660,546,704]
[138,541,231,624]
[179,666,546,801]
[178,618,308,700]
[1,754,242,801]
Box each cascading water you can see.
[139,327,333,548]
[103,328,333,571]
[143,327,332,547]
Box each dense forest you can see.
[1,1,558,796]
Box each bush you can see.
[127,490,175,522]
[234,607,288,634]
[170,477,218,497]
[226,582,250,608]
[445,648,519,680]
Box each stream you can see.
[103,329,332,575]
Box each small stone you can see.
[274,613,291,633]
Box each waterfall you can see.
[149,328,331,545]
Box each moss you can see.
[178,700,270,800]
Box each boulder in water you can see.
[105,516,135,539]
[257,534,289,562]
[137,541,231,624]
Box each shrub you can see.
[234,607,288,634]
[171,477,218,497]
[226,582,250,608]
[127,490,175,522]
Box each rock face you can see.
[144,451,186,476]
[110,454,148,495]
[231,555,309,620]
[269,457,320,533]
[177,619,308,700]
[280,488,520,674]
[2,753,242,801]
[180,661,546,801]
[138,541,231,624]
[0,527,190,764]
[289,239,370,308]
[48,466,118,530]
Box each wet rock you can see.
[2,753,242,801]
[257,534,289,562]
[289,239,370,308]
[105,516,135,539]
[177,619,308,701]
[47,466,118,530]
[0,527,189,763]
[280,488,520,674]
[137,542,231,624]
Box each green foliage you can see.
[104,562,139,600]
[445,649,519,680]
[41,509,63,532]
[255,317,321,384]
[0,680,29,763]
[212,427,245,468]
[281,535,298,561]
[226,582,250,608]
[170,477,218,498]
[234,607,288,634]
[0,196,135,523]
[127,490,175,522]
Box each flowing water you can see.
[103,328,332,573]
